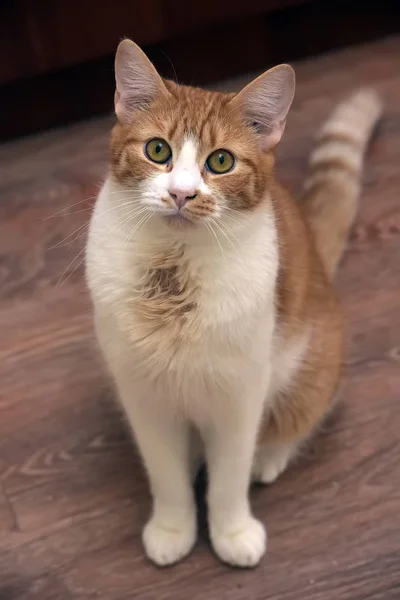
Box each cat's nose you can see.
[168,166,199,208]
[168,188,197,209]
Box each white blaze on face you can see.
[169,138,202,197]
[146,137,211,210]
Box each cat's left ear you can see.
[114,39,169,123]
[230,65,295,151]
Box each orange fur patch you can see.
[111,80,271,214]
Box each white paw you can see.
[211,517,267,567]
[252,443,295,484]
[259,455,289,483]
[143,515,196,566]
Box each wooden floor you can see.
[1,37,400,600]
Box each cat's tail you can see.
[301,89,382,279]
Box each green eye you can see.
[206,149,235,174]
[145,138,172,164]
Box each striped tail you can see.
[301,89,382,279]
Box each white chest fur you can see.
[86,179,283,418]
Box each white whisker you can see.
[47,200,144,251]
[124,211,152,247]
[212,219,235,247]
[206,220,225,260]
[55,204,151,289]
[215,219,240,247]
[222,212,243,228]
[42,195,98,221]
[47,222,89,251]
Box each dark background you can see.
[1,0,399,140]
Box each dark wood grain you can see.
[0,0,305,85]
[1,0,399,140]
[1,37,400,600]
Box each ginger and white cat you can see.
[86,39,381,567]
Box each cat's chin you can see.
[162,213,196,229]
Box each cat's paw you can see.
[143,515,197,566]
[252,442,295,484]
[255,454,290,484]
[211,517,267,567]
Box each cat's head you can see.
[110,39,295,230]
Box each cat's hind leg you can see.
[252,440,300,484]
[253,324,342,485]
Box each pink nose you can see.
[168,187,197,209]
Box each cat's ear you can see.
[114,39,169,122]
[231,65,295,151]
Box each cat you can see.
[86,39,382,568]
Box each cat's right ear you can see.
[114,39,169,123]
[230,64,295,151]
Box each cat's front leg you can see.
[204,380,268,567]
[116,377,197,566]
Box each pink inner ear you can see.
[259,121,287,152]
[114,39,169,122]
[231,64,295,151]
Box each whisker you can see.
[214,219,240,247]
[223,205,244,216]
[206,220,224,260]
[44,183,149,221]
[55,204,149,289]
[46,201,144,251]
[42,195,98,221]
[223,206,244,215]
[160,49,179,84]
[110,207,150,238]
[222,212,243,228]
[59,197,141,218]
[124,211,152,247]
[47,222,90,251]
[212,219,235,247]
[55,245,88,289]
[107,187,144,194]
